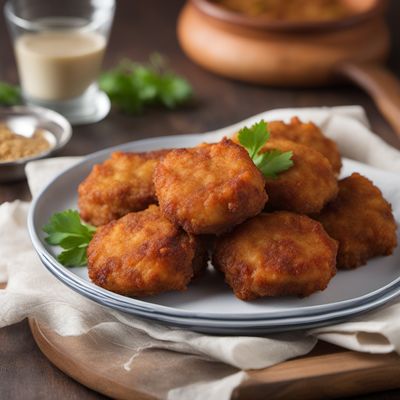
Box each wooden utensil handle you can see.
[338,62,400,139]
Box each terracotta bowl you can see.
[177,0,400,138]
[191,0,387,32]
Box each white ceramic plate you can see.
[37,252,400,334]
[28,134,400,323]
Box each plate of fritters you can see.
[34,251,400,334]
[29,115,400,333]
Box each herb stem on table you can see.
[0,81,21,106]
[99,53,193,114]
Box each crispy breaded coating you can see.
[232,116,342,174]
[262,139,338,214]
[153,138,268,235]
[213,212,338,300]
[268,117,342,174]
[87,205,207,297]
[314,173,397,269]
[78,150,169,226]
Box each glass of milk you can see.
[4,0,115,124]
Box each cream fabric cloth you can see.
[1,106,400,399]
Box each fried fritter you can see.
[262,139,338,214]
[232,116,342,174]
[268,117,342,174]
[213,211,338,300]
[314,173,397,269]
[153,138,268,235]
[87,205,207,297]
[78,150,169,226]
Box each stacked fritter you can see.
[78,117,397,300]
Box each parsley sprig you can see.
[0,81,21,106]
[43,210,96,267]
[238,120,293,178]
[99,54,192,114]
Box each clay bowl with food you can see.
[178,0,400,138]
[0,106,72,182]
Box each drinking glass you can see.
[4,0,115,124]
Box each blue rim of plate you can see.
[38,247,400,322]
[28,135,400,321]
[37,251,400,333]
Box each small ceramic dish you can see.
[0,105,72,182]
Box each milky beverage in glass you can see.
[15,27,106,101]
[5,0,115,123]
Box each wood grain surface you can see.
[28,319,400,400]
[1,0,400,399]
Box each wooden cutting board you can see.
[28,319,400,400]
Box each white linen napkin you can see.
[1,106,400,400]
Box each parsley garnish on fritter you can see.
[238,120,294,178]
[43,210,96,267]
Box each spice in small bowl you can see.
[0,123,53,162]
[0,105,72,182]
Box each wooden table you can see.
[1,0,400,398]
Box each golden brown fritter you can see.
[262,139,338,214]
[78,150,169,226]
[268,117,342,174]
[314,173,397,269]
[232,116,342,174]
[153,138,268,235]
[213,211,338,300]
[87,205,207,297]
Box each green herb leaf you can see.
[99,54,192,114]
[58,247,88,267]
[157,74,192,108]
[0,81,21,106]
[99,71,142,114]
[43,210,96,267]
[238,120,294,178]
[238,120,270,158]
[255,149,294,179]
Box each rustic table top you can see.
[1,0,400,399]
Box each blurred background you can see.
[0,0,398,202]
[0,0,399,152]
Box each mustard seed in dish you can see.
[0,123,50,162]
